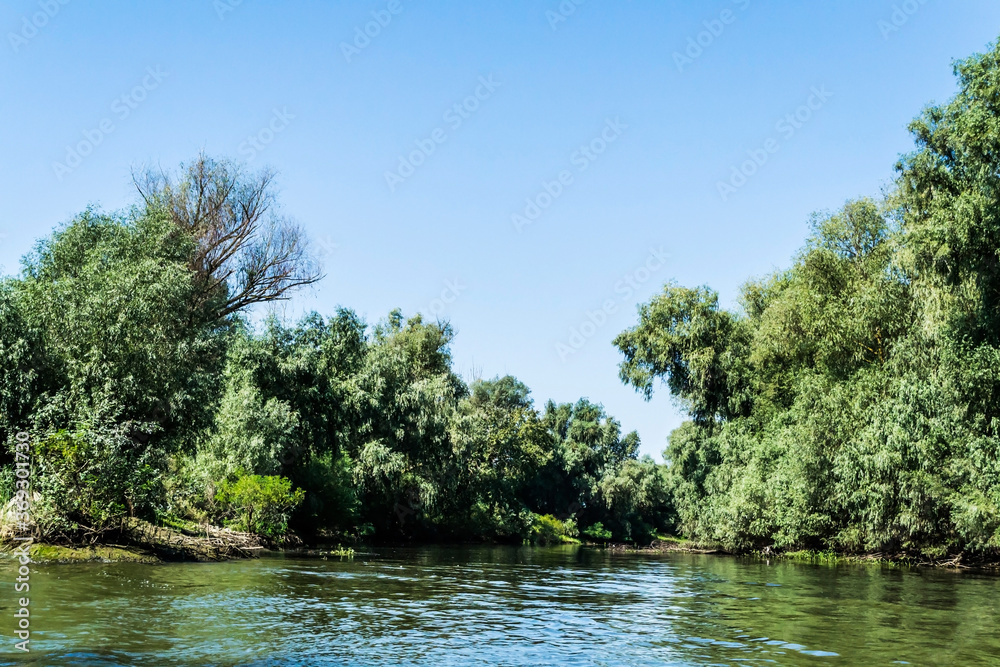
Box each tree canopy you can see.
[614,40,1000,558]
[1,160,666,546]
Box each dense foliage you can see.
[0,164,667,545]
[615,41,1000,558]
[10,41,1000,557]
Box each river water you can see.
[1,546,998,665]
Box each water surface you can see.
[1,546,998,665]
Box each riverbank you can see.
[9,529,1000,571]
[0,518,268,564]
[1,543,162,564]
[623,537,1000,571]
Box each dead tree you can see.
[133,154,323,319]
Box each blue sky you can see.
[2,0,998,459]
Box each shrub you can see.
[582,522,612,542]
[529,513,579,545]
[33,425,164,536]
[215,473,305,539]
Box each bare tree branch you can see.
[133,154,324,319]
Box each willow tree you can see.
[613,39,1000,557]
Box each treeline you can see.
[614,41,1000,558]
[0,158,670,545]
[10,40,1000,559]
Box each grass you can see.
[325,545,355,558]
[157,515,207,536]
[768,550,899,567]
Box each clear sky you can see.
[2,0,999,460]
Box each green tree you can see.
[615,44,1000,557]
[443,377,553,540]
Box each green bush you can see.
[582,522,612,542]
[215,474,305,539]
[33,425,164,535]
[529,513,579,545]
